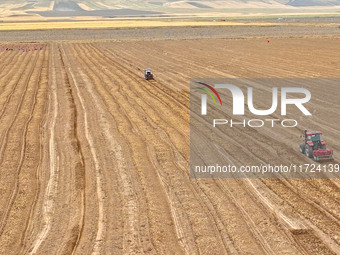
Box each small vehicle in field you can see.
[144,69,154,80]
[299,130,333,162]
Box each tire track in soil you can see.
[71,67,144,254]
[28,44,88,255]
[56,45,87,255]
[27,44,60,255]
[59,45,105,255]
[19,47,51,254]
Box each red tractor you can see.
[300,130,333,162]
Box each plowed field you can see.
[0,37,339,254]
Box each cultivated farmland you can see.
[0,36,340,254]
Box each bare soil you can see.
[0,24,339,42]
[0,33,339,254]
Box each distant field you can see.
[0,22,339,43]
[1,18,340,31]
[0,20,281,31]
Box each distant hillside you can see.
[118,0,340,8]
[1,0,340,22]
[287,0,340,6]
[3,0,340,9]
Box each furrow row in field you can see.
[26,44,86,255]
[0,51,42,239]
[1,47,48,255]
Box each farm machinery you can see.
[299,130,333,162]
[144,69,154,80]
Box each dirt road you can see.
[0,37,339,254]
